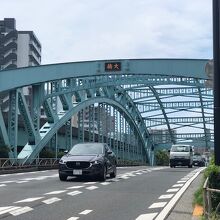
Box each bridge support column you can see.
[8,90,18,158]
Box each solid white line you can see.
[149,202,167,209]
[154,167,206,220]
[45,190,67,195]
[136,212,158,220]
[67,186,84,189]
[10,206,33,216]
[42,197,61,204]
[67,191,82,196]
[86,186,98,190]
[166,188,179,193]
[79,209,93,215]
[158,194,174,199]
[14,197,44,203]
[67,217,79,220]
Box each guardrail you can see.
[203,177,220,219]
[0,158,59,173]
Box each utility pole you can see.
[213,0,220,165]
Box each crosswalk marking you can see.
[10,206,33,216]
[42,197,61,204]
[86,186,98,190]
[67,191,82,196]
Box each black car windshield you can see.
[171,145,190,152]
[69,143,104,155]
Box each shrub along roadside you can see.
[155,149,169,166]
[193,157,220,218]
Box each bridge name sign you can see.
[105,62,121,72]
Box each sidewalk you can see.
[166,172,203,220]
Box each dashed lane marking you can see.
[0,207,21,215]
[79,210,93,215]
[149,202,167,209]
[100,182,111,185]
[67,191,82,196]
[0,184,6,187]
[172,184,184,187]
[166,188,180,193]
[16,181,29,184]
[14,197,44,203]
[177,180,187,183]
[42,197,61,204]
[84,182,97,185]
[86,186,98,190]
[158,194,174,199]
[10,206,33,216]
[66,186,84,189]
[67,217,79,220]
[136,212,158,220]
[45,190,67,195]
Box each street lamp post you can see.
[213,0,220,165]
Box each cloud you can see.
[1,0,212,64]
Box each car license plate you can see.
[73,169,82,175]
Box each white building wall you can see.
[17,34,30,67]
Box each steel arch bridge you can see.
[0,59,213,165]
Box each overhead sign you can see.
[105,62,121,72]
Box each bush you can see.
[0,145,10,158]
[39,148,56,158]
[155,150,169,166]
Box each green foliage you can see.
[57,151,65,158]
[0,145,10,158]
[193,187,203,206]
[39,148,55,158]
[155,150,169,166]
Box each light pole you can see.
[213,0,220,165]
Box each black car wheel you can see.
[59,173,68,181]
[99,165,107,181]
[110,165,117,178]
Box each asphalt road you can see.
[0,166,204,220]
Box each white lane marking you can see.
[149,202,167,209]
[42,197,61,204]
[177,180,187,183]
[172,184,184,187]
[0,184,6,187]
[10,206,33,216]
[67,186,84,189]
[166,188,179,193]
[67,191,82,196]
[84,182,97,185]
[15,173,25,175]
[16,181,29,183]
[86,186,98,190]
[100,182,111,185]
[135,172,142,175]
[154,167,206,220]
[79,210,93,215]
[120,175,130,179]
[158,194,174,199]
[67,217,79,220]
[136,212,158,220]
[0,206,21,215]
[181,178,189,181]
[0,181,14,184]
[14,197,44,203]
[45,190,67,195]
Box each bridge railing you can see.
[0,158,146,173]
[0,158,59,172]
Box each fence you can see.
[203,177,220,219]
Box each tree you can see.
[155,150,169,166]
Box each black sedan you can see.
[59,142,117,181]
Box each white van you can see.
[169,144,193,168]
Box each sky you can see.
[1,0,213,65]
